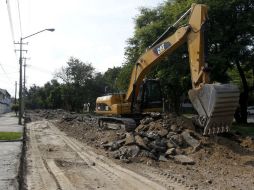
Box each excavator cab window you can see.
[137,79,162,111]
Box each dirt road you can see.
[25,120,187,190]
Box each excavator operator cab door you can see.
[136,79,163,113]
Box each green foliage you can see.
[119,0,254,114]
[103,67,121,92]
[11,104,19,112]
[198,0,254,83]
[11,104,19,116]
[119,0,196,113]
[26,57,111,112]
[116,63,133,92]
[25,0,254,116]
[0,132,22,140]
[228,67,253,90]
[231,123,254,136]
[53,57,99,111]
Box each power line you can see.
[0,63,18,70]
[6,0,15,43]
[16,0,22,37]
[0,63,12,82]
[29,65,53,74]
[6,0,20,62]
[0,71,19,75]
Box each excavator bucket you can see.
[188,84,239,135]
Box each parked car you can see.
[247,106,254,115]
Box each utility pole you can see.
[14,81,17,104]
[15,28,54,125]
[15,40,27,125]
[23,57,30,92]
[22,57,30,114]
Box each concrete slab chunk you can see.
[182,131,201,150]
[174,155,195,165]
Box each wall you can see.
[0,102,11,114]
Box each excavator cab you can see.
[135,79,163,113]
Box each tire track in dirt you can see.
[27,122,59,190]
[26,120,186,190]
[48,121,187,190]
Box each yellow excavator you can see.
[96,4,239,135]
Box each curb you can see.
[18,122,27,190]
[0,138,23,142]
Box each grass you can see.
[182,113,254,136]
[231,123,254,136]
[182,113,196,118]
[0,132,22,140]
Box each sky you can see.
[0,0,164,97]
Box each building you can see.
[0,88,11,114]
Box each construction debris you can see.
[25,110,254,190]
[26,110,254,167]
[95,113,203,163]
[173,155,195,165]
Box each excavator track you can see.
[98,117,137,132]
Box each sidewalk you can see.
[0,112,23,190]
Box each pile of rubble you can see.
[27,109,253,166]
[25,109,67,121]
[26,109,95,123]
[101,114,204,164]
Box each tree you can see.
[54,57,95,111]
[55,57,94,85]
[26,85,44,109]
[118,0,193,113]
[11,104,19,116]
[120,0,254,118]
[103,67,121,93]
[198,0,254,123]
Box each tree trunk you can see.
[235,61,248,124]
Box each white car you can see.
[247,106,254,115]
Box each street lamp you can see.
[18,28,55,125]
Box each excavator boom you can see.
[96,4,239,135]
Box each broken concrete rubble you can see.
[27,110,210,164]
[125,132,135,145]
[112,145,140,160]
[173,155,195,165]
[182,130,201,151]
[135,135,149,150]
[170,134,184,146]
[99,113,205,163]
[165,148,176,156]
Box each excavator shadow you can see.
[210,134,254,156]
[244,160,254,167]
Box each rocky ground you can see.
[26,109,254,189]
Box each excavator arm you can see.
[125,4,239,135]
[125,26,189,102]
[125,4,209,102]
[96,4,239,135]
